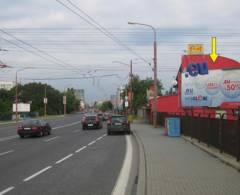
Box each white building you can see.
[0,81,15,90]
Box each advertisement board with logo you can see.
[181,62,240,107]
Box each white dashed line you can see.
[0,186,15,195]
[44,136,59,142]
[96,137,103,141]
[88,141,96,146]
[0,135,18,142]
[75,146,87,153]
[23,166,52,182]
[0,150,14,157]
[55,154,73,164]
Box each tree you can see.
[125,75,163,114]
[100,101,113,112]
[64,88,79,113]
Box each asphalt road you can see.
[0,114,127,195]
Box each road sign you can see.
[44,98,48,104]
[187,44,204,55]
[63,96,67,105]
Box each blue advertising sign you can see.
[181,64,240,107]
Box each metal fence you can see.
[158,112,240,161]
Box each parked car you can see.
[82,114,103,130]
[107,115,131,135]
[17,119,51,138]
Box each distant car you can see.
[17,119,51,138]
[107,115,131,135]
[97,113,104,121]
[82,114,103,130]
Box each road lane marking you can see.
[23,166,52,182]
[44,136,59,142]
[0,150,14,157]
[0,186,15,195]
[0,135,18,142]
[96,137,103,141]
[55,154,73,164]
[112,136,133,195]
[52,121,81,130]
[88,141,96,146]
[75,146,87,153]
[72,129,80,133]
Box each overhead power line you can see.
[0,29,83,74]
[56,0,151,67]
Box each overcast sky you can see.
[0,0,239,103]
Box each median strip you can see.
[23,166,52,182]
[0,150,14,157]
[55,154,73,164]
[0,186,15,195]
[52,121,81,130]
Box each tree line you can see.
[0,82,79,120]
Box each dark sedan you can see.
[82,114,103,130]
[107,115,131,135]
[17,119,51,138]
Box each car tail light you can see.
[96,117,100,122]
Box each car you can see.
[107,115,131,135]
[17,119,51,138]
[97,113,104,121]
[82,114,103,130]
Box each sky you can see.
[0,0,239,103]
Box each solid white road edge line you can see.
[111,135,133,195]
[0,186,15,195]
[55,154,73,164]
[0,150,14,157]
[44,136,59,142]
[88,141,96,146]
[75,146,87,153]
[52,121,81,130]
[23,166,52,182]
[0,135,18,142]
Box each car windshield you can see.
[22,120,39,126]
[86,116,96,120]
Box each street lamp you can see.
[128,21,158,127]
[112,60,133,115]
[15,67,33,121]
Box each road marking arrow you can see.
[210,37,218,62]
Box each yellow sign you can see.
[187,44,204,55]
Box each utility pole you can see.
[15,72,18,122]
[128,22,158,127]
[130,60,133,115]
[63,95,67,116]
[44,85,47,119]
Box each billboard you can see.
[13,103,30,112]
[181,64,240,107]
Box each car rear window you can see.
[112,116,127,123]
[22,120,39,126]
[86,116,96,120]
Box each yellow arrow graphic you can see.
[210,37,218,62]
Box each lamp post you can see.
[112,60,133,115]
[128,21,158,127]
[15,67,32,122]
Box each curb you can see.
[132,128,147,195]
[182,135,240,171]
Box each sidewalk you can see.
[132,122,240,195]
